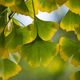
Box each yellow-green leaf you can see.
[0,32,9,59]
[34,0,67,12]
[20,23,37,44]
[36,17,59,41]
[10,0,38,17]
[59,37,80,66]
[0,59,21,80]
[6,22,23,52]
[0,12,7,33]
[56,0,68,5]
[60,11,80,40]
[69,71,80,80]
[66,0,80,14]
[21,38,58,67]
[0,0,15,7]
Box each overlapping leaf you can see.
[0,5,6,13]
[0,59,21,80]
[60,11,80,40]
[21,38,58,67]
[20,23,37,44]
[10,0,29,16]
[0,11,7,33]
[10,0,38,17]
[0,32,9,59]
[6,21,23,52]
[59,37,80,66]
[35,0,67,12]
[36,17,59,41]
[0,0,15,7]
[71,71,80,80]
[66,0,80,14]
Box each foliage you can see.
[0,0,80,80]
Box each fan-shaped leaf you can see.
[0,5,6,13]
[35,0,67,12]
[69,71,80,80]
[20,23,37,44]
[59,37,80,66]
[0,59,21,80]
[60,11,80,40]
[36,17,59,41]
[0,0,15,7]
[56,0,68,5]
[6,22,23,52]
[25,0,38,17]
[0,12,7,33]
[10,0,29,16]
[0,32,9,59]
[21,38,58,67]
[66,0,80,14]
[10,0,38,17]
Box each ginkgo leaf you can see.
[59,37,80,66]
[60,11,80,40]
[60,11,80,31]
[66,0,80,14]
[0,5,6,13]
[0,59,21,80]
[20,23,37,44]
[10,0,38,17]
[69,71,80,80]
[21,38,58,67]
[25,0,38,17]
[34,0,67,12]
[46,55,65,73]
[74,25,80,41]
[0,32,9,59]
[36,0,57,12]
[6,22,23,52]
[10,0,29,16]
[0,12,7,33]
[36,17,59,41]
[56,0,68,5]
[0,0,15,7]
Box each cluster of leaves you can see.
[0,0,80,80]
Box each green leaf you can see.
[0,5,6,13]
[60,11,80,40]
[56,0,68,5]
[25,0,38,17]
[59,37,80,66]
[6,21,23,52]
[66,0,80,14]
[0,59,21,80]
[0,0,15,7]
[10,0,38,17]
[0,12,7,33]
[69,71,80,80]
[10,0,29,16]
[0,32,9,59]
[20,23,37,44]
[21,38,58,67]
[36,17,59,41]
[36,0,57,12]
[74,24,80,41]
[35,0,67,12]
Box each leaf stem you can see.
[32,0,36,18]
